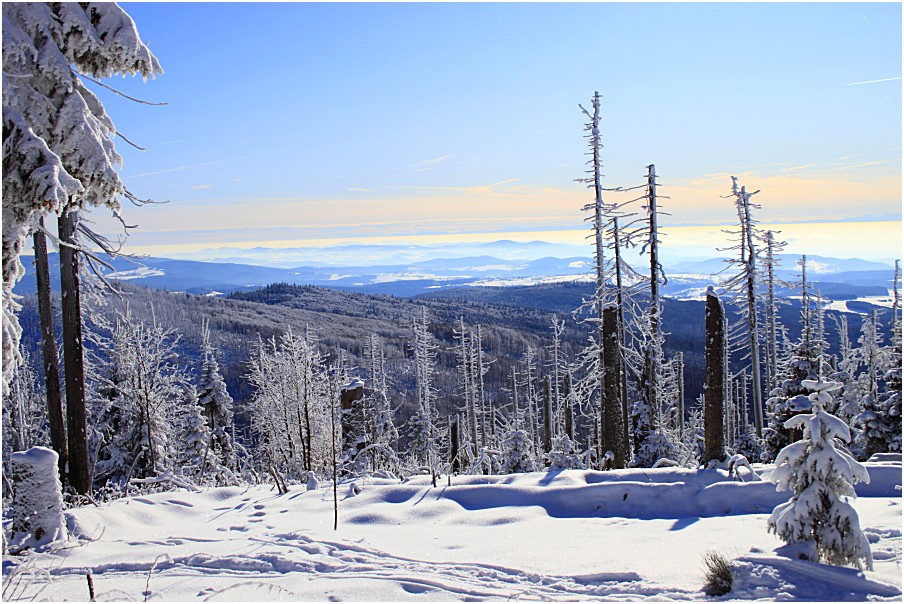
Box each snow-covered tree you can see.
[768,378,872,570]
[720,176,765,436]
[246,329,331,477]
[545,434,583,470]
[851,311,892,458]
[499,429,537,474]
[407,308,439,472]
[365,334,399,471]
[1,350,48,462]
[197,320,236,471]
[176,386,215,482]
[2,2,161,392]
[91,307,186,484]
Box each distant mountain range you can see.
[14,250,896,302]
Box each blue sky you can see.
[94,2,901,262]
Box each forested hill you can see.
[19,281,886,430]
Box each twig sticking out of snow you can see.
[130,470,200,493]
[726,454,760,482]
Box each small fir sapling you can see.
[768,377,873,570]
[545,434,582,471]
[499,429,537,474]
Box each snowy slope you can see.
[4,464,900,601]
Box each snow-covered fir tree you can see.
[177,387,215,481]
[2,2,161,392]
[546,434,583,470]
[499,429,537,474]
[768,377,873,570]
[851,312,892,458]
[197,320,236,471]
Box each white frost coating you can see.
[341,378,365,392]
[2,2,162,392]
[9,446,67,551]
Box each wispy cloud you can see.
[348,187,374,193]
[845,76,901,86]
[411,154,453,167]
[834,159,896,170]
[128,158,235,179]
[780,164,818,172]
[397,178,520,194]
[190,184,214,190]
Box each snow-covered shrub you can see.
[731,427,765,463]
[8,447,67,551]
[631,427,679,468]
[499,429,536,473]
[768,378,873,570]
[546,435,583,470]
[701,550,733,596]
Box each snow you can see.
[5,462,900,601]
[105,267,165,281]
[466,274,594,288]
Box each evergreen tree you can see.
[499,429,537,474]
[197,320,236,471]
[768,378,873,570]
[2,3,161,392]
[178,387,214,481]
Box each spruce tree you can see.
[768,377,873,570]
[197,320,236,471]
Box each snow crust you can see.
[4,463,899,601]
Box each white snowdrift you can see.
[3,463,900,601]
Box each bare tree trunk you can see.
[58,212,90,494]
[704,289,726,463]
[33,218,67,481]
[542,376,552,454]
[611,217,631,457]
[646,165,662,424]
[563,371,574,440]
[602,306,625,468]
[741,189,764,436]
[450,416,460,474]
[476,325,487,448]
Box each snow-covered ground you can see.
[4,462,901,602]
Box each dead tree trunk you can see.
[704,288,726,463]
[33,218,67,481]
[602,305,626,468]
[563,371,574,440]
[450,416,460,474]
[542,376,552,454]
[611,217,631,457]
[58,212,90,494]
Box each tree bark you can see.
[602,306,626,468]
[542,376,552,454]
[58,212,90,494]
[450,416,460,474]
[33,218,67,481]
[704,289,726,463]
